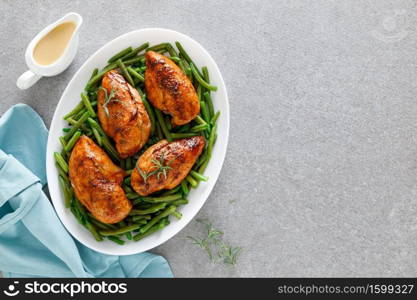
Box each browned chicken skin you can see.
[145,51,200,126]
[69,135,132,224]
[98,70,151,158]
[131,136,205,196]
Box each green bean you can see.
[88,214,118,230]
[155,122,164,140]
[129,203,167,215]
[190,63,217,91]
[58,175,71,208]
[122,56,144,66]
[103,136,121,161]
[66,117,91,134]
[143,193,182,203]
[186,175,198,187]
[166,43,177,56]
[125,232,132,240]
[194,153,208,169]
[125,157,133,170]
[202,66,210,82]
[172,211,182,219]
[64,100,84,120]
[200,101,210,123]
[134,219,147,225]
[54,152,68,173]
[87,118,120,161]
[181,181,189,195]
[141,96,156,135]
[73,201,101,240]
[126,192,140,200]
[164,115,172,131]
[198,159,209,174]
[161,185,181,196]
[90,68,99,79]
[190,124,209,133]
[73,108,87,121]
[81,93,96,117]
[190,170,209,182]
[131,215,151,222]
[99,224,141,236]
[74,198,87,217]
[132,197,146,205]
[86,221,103,241]
[70,205,82,225]
[62,128,71,133]
[197,83,203,100]
[169,56,180,63]
[121,42,149,60]
[198,126,217,174]
[117,59,134,86]
[61,149,68,161]
[59,136,67,149]
[64,111,90,141]
[210,111,220,125]
[175,41,202,75]
[154,109,172,141]
[108,46,133,63]
[165,43,187,71]
[56,163,69,183]
[64,131,81,152]
[172,198,189,206]
[127,66,144,82]
[133,218,170,241]
[185,67,192,79]
[123,185,133,195]
[170,132,198,139]
[102,63,117,72]
[108,236,125,245]
[86,70,107,88]
[139,205,176,234]
[195,115,207,126]
[89,218,112,230]
[123,176,131,186]
[146,43,169,52]
[203,91,214,118]
[207,124,217,157]
[177,124,191,133]
[92,128,102,146]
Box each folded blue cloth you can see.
[0,104,173,277]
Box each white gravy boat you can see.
[16,12,83,90]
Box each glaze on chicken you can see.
[98,70,151,158]
[145,51,200,126]
[131,136,205,196]
[69,135,132,224]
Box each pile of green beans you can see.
[54,42,219,245]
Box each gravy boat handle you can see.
[16,70,42,90]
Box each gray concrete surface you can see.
[1,0,417,277]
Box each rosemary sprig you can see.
[99,86,121,117]
[137,152,173,183]
[187,219,242,266]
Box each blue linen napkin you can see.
[0,104,173,278]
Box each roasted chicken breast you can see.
[131,136,205,196]
[98,70,151,158]
[69,135,132,224]
[145,51,200,126]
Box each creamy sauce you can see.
[33,22,76,65]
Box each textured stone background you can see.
[1,0,417,277]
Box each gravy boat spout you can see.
[17,12,83,90]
